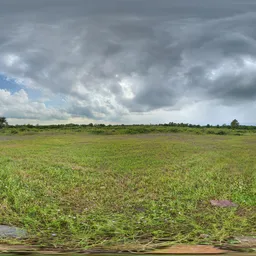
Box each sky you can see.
[1,0,256,125]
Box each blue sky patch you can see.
[0,74,21,93]
[0,74,43,101]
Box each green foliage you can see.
[0,116,8,128]
[1,122,256,136]
[231,119,239,129]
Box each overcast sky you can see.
[1,0,256,125]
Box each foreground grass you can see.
[0,133,255,249]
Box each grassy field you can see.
[0,132,255,249]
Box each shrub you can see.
[216,130,227,135]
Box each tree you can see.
[0,117,8,128]
[231,119,239,129]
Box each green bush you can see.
[216,130,227,135]
[10,129,19,134]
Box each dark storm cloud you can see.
[1,0,256,121]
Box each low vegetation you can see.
[0,130,255,249]
[1,120,256,137]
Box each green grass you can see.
[0,132,255,249]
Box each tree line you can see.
[0,117,248,130]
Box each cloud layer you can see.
[1,0,256,124]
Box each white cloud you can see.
[0,89,69,121]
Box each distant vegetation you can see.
[0,116,8,128]
[0,117,256,136]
